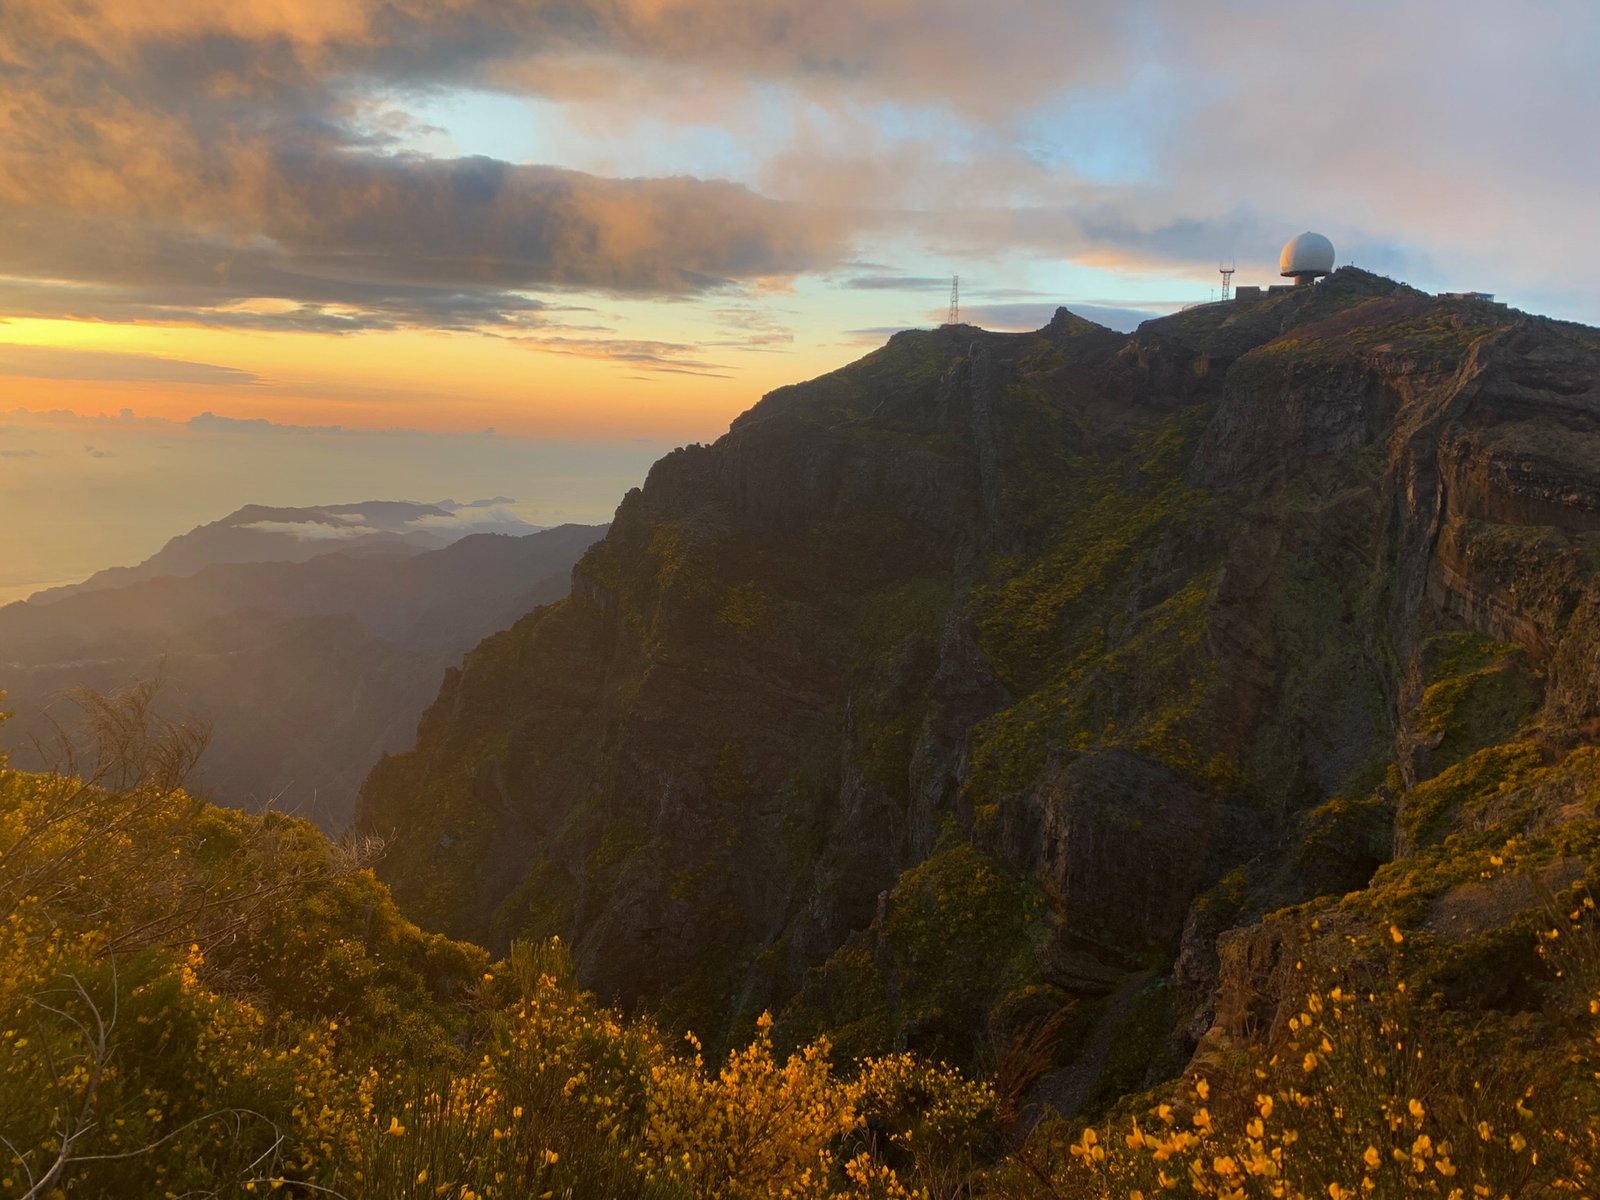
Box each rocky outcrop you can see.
[995,749,1259,951]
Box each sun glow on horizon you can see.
[0,315,856,440]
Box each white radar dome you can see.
[1280,231,1335,278]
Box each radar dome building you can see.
[1280,231,1336,286]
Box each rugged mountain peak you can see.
[360,288,1600,1088]
[1043,306,1113,337]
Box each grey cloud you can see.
[841,274,951,291]
[6,1,1124,115]
[841,325,919,344]
[749,7,1600,320]
[0,343,260,386]
[250,154,848,293]
[517,336,732,378]
[0,449,38,458]
[967,288,1056,300]
[705,306,794,351]
[0,209,565,335]
[703,333,794,351]
[0,168,823,334]
[645,365,735,379]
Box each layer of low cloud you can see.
[405,506,526,531]
[16,405,486,439]
[0,407,671,605]
[239,519,382,541]
[190,411,354,435]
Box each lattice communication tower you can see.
[948,275,960,325]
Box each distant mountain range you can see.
[0,502,605,828]
[29,498,540,604]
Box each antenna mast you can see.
[948,275,960,325]
[1219,260,1235,301]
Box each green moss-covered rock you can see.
[1402,631,1540,783]
[780,844,1050,1069]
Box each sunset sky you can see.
[2,1,1596,598]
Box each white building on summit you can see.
[1279,231,1336,286]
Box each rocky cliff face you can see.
[358,271,1600,1096]
[1176,289,1600,1073]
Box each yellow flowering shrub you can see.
[854,1053,997,1199]
[643,1012,857,1199]
[3,701,1592,1200]
[990,897,1600,1199]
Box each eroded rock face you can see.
[996,750,1260,951]
[1190,310,1600,1062]
[1206,916,1317,1049]
[1193,348,1399,489]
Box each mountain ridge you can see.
[357,269,1600,1097]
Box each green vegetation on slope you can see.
[0,694,1000,1199]
[781,842,1054,1066]
[3,743,1595,1198]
